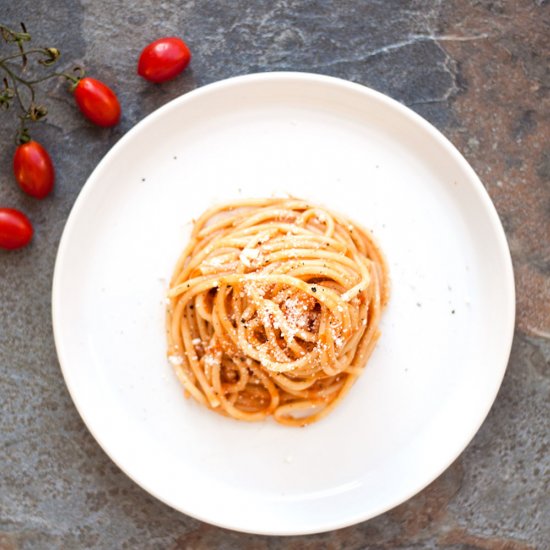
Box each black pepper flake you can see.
[241,318,246,324]
[189,305,194,309]
[141,177,146,182]
[451,309,455,314]
[312,286,317,293]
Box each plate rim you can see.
[51,71,516,535]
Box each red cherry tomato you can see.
[138,37,191,83]
[74,77,121,127]
[13,140,55,199]
[0,208,33,250]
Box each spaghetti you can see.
[166,198,389,426]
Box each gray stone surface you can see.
[1,1,548,548]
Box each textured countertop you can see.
[1,1,549,548]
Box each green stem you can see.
[7,75,26,112]
[16,115,31,145]
[0,61,30,84]
[0,24,31,43]
[1,62,36,97]
[0,48,50,63]
[1,60,79,86]
[0,62,32,112]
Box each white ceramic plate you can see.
[52,72,515,535]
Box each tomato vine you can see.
[0,22,83,144]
